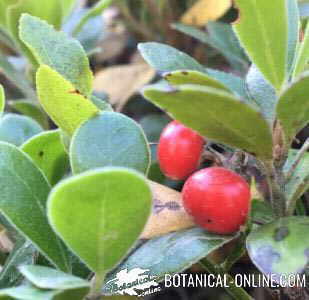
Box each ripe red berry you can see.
[158,121,205,180]
[182,167,250,234]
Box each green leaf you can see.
[20,14,93,96]
[233,0,288,90]
[246,65,277,122]
[73,0,113,35]
[0,239,36,287]
[286,0,300,74]
[251,200,275,225]
[293,22,309,78]
[104,228,235,289]
[0,85,4,115]
[0,113,43,146]
[10,100,49,129]
[0,52,36,99]
[48,167,152,275]
[7,0,63,65]
[21,130,69,186]
[284,150,309,203]
[276,72,309,144]
[36,65,99,136]
[0,142,69,271]
[19,265,90,290]
[0,0,16,29]
[70,112,150,175]
[163,70,230,91]
[0,285,57,300]
[143,84,273,159]
[138,42,206,73]
[247,216,309,281]
[61,0,77,20]
[90,95,113,111]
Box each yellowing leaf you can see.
[36,65,99,136]
[181,0,232,26]
[93,63,155,111]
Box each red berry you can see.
[182,167,250,234]
[158,121,205,180]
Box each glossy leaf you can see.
[293,22,309,78]
[36,65,99,136]
[0,113,43,146]
[233,0,288,90]
[10,100,49,129]
[286,0,300,74]
[0,85,4,115]
[21,130,69,186]
[163,70,230,91]
[20,14,93,96]
[247,216,309,281]
[246,65,277,122]
[0,239,36,287]
[276,73,309,144]
[0,142,69,271]
[70,112,150,174]
[73,0,113,35]
[104,228,235,288]
[19,265,90,290]
[138,42,205,73]
[143,84,273,159]
[48,167,152,275]
[284,150,309,203]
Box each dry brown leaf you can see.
[93,63,155,111]
[141,181,195,239]
[181,0,232,26]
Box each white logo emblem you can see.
[104,268,160,297]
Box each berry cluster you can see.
[158,121,250,234]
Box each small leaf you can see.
[20,14,93,96]
[276,73,309,144]
[0,52,36,99]
[163,70,230,91]
[284,150,309,202]
[48,167,152,274]
[0,142,69,271]
[70,112,150,175]
[36,65,99,136]
[73,0,113,35]
[104,228,235,288]
[143,84,273,159]
[233,0,288,90]
[19,265,90,290]
[10,100,49,129]
[181,0,232,26]
[21,130,69,186]
[246,65,277,122]
[0,285,57,300]
[0,239,36,287]
[247,216,309,281]
[0,113,43,146]
[138,42,205,73]
[0,85,4,115]
[293,22,309,78]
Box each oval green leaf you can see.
[247,216,309,282]
[48,167,152,275]
[0,142,69,271]
[233,0,288,90]
[21,130,69,186]
[276,73,309,145]
[20,14,93,96]
[70,112,150,175]
[36,65,99,136]
[104,228,235,290]
[143,83,273,159]
[0,113,43,146]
